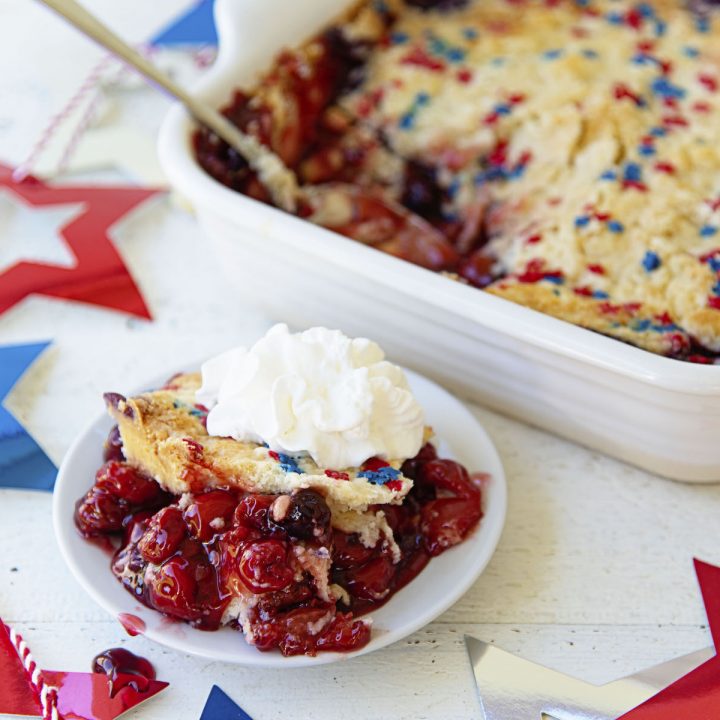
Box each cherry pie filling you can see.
[75,426,483,656]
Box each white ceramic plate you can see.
[53,368,506,667]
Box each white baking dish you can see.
[158,0,720,482]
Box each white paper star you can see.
[0,189,83,273]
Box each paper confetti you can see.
[0,341,56,491]
[150,0,217,48]
[199,686,254,720]
[0,164,159,319]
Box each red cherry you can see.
[146,555,198,620]
[418,459,481,501]
[95,461,161,505]
[103,426,124,462]
[332,531,375,570]
[340,555,396,601]
[183,489,238,541]
[122,510,154,546]
[74,488,128,537]
[238,540,294,593]
[316,614,371,652]
[421,497,482,556]
[234,495,275,530]
[138,507,186,564]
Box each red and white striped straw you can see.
[12,53,115,183]
[1,619,61,720]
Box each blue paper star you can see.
[0,341,56,491]
[150,0,218,48]
[200,686,254,720]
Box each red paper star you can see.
[0,164,160,319]
[618,559,720,719]
[0,620,168,720]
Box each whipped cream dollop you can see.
[196,324,425,469]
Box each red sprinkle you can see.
[625,8,644,30]
[698,73,719,93]
[488,139,509,166]
[662,115,689,128]
[654,161,676,175]
[707,198,720,212]
[457,68,473,84]
[613,83,644,107]
[693,101,712,113]
[508,93,526,104]
[574,286,594,297]
[400,47,446,72]
[622,180,649,192]
[709,297,720,310]
[385,480,403,492]
[325,470,350,481]
[588,263,606,275]
[654,312,674,325]
[636,40,655,53]
[658,59,673,76]
[526,233,543,244]
[268,450,280,462]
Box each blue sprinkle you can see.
[416,91,431,105]
[633,319,652,332]
[623,162,643,181]
[542,49,564,60]
[649,126,667,137]
[575,215,591,228]
[697,17,710,33]
[277,453,304,474]
[607,220,625,233]
[654,19,667,36]
[582,49,599,59]
[713,281,720,295]
[542,275,565,285]
[507,164,527,180]
[429,37,447,54]
[494,103,512,115]
[651,77,686,100]
[600,170,617,181]
[462,27,478,40]
[399,113,415,130]
[638,144,656,156]
[632,53,653,65]
[358,466,401,485]
[446,47,466,63]
[701,225,718,237]
[642,250,662,271]
[708,257,720,272]
[637,3,655,18]
[593,290,610,299]
[390,31,409,45]
[683,46,700,58]
[575,0,590,6]
[447,178,461,198]
[606,11,624,24]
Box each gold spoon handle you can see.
[36,0,299,211]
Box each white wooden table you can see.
[1,3,719,718]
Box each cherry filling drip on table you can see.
[92,647,155,697]
[75,427,483,657]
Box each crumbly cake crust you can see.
[107,373,414,515]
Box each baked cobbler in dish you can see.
[74,327,484,656]
[195,0,720,363]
